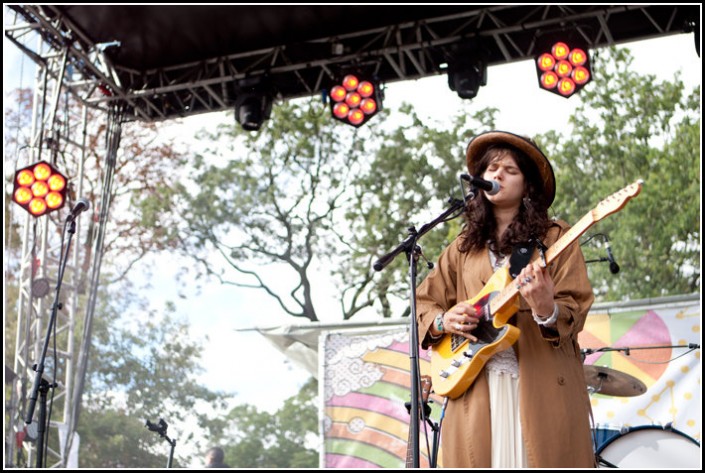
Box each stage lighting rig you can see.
[535,38,592,98]
[12,161,68,217]
[234,79,273,132]
[328,72,383,128]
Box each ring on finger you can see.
[454,323,462,331]
[523,276,532,284]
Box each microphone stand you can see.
[146,418,176,468]
[373,195,466,468]
[25,214,78,468]
[582,343,700,357]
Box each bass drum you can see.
[591,424,625,451]
[596,425,700,468]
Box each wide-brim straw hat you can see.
[465,130,556,206]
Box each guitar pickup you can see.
[439,371,450,378]
[451,359,463,367]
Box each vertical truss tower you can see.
[5,8,122,468]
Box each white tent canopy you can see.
[239,319,409,376]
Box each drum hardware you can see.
[581,343,701,395]
[583,365,647,397]
[582,343,700,357]
[584,344,701,466]
[592,424,628,453]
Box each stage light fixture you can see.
[329,73,382,128]
[12,161,68,217]
[536,40,592,98]
[447,53,487,100]
[234,81,273,132]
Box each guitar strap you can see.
[508,238,545,278]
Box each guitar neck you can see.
[489,212,595,314]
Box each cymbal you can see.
[584,365,647,397]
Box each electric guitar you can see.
[430,180,643,399]
[405,375,432,468]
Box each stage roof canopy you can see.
[5,5,699,122]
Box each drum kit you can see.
[583,363,700,468]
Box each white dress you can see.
[486,250,527,468]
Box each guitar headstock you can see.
[591,180,643,222]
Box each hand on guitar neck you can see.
[515,261,555,318]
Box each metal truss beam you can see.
[5,5,697,124]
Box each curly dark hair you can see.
[459,143,552,255]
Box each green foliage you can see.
[216,377,319,468]
[541,47,700,301]
[74,278,229,468]
[4,86,224,467]
[75,408,175,468]
[136,100,379,321]
[142,45,699,320]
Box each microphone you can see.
[605,240,620,274]
[146,418,167,434]
[461,174,500,195]
[69,197,91,218]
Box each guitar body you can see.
[430,267,521,399]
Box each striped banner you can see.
[320,329,443,468]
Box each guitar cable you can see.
[439,396,449,423]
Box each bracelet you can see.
[427,313,445,341]
[435,312,445,333]
[532,303,559,326]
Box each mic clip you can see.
[146,418,168,436]
[458,173,477,204]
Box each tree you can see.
[218,377,318,468]
[136,101,388,321]
[4,87,227,468]
[138,99,504,321]
[539,47,700,301]
[74,277,230,468]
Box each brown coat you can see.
[417,220,596,468]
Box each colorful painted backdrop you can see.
[319,297,700,467]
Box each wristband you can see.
[435,313,445,333]
[532,303,559,326]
